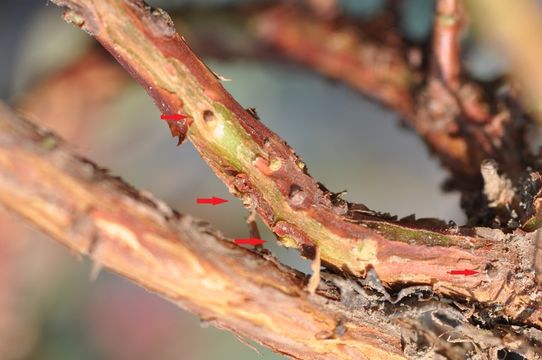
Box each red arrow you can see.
[161,114,187,121]
[234,238,266,246]
[448,269,479,276]
[196,197,228,206]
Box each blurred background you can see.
[0,0,511,359]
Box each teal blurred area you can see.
[0,0,483,359]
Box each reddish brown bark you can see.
[433,0,462,90]
[255,4,415,117]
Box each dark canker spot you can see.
[203,110,214,123]
[301,244,316,260]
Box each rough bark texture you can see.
[0,103,409,360]
[3,101,542,359]
[0,49,130,360]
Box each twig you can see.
[432,0,462,90]
[0,49,129,359]
[0,103,407,360]
[49,0,542,328]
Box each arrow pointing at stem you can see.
[196,197,228,205]
[448,269,479,276]
[234,238,266,246]
[161,114,187,121]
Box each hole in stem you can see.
[289,184,306,207]
[203,110,215,123]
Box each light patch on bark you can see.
[481,159,514,207]
[95,218,141,250]
[307,246,321,295]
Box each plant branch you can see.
[254,3,538,227]
[2,102,541,358]
[48,0,542,329]
[254,4,415,117]
[432,0,462,90]
[0,48,130,359]
[0,102,410,360]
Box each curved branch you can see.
[254,3,538,227]
[254,4,415,117]
[48,0,542,330]
[0,102,407,360]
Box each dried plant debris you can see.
[482,160,515,208]
[320,268,541,359]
